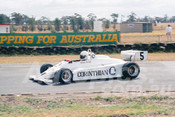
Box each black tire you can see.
[40,64,53,73]
[122,62,140,79]
[56,68,73,84]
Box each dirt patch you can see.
[120,32,175,44]
[0,53,175,64]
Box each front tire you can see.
[122,62,140,79]
[40,64,53,73]
[57,69,73,84]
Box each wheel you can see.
[40,64,53,73]
[122,62,140,79]
[59,69,73,84]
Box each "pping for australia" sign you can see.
[0,32,120,46]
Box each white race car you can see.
[30,49,147,84]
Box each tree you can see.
[170,16,175,23]
[23,14,30,24]
[143,16,149,22]
[74,13,84,30]
[98,18,110,29]
[87,13,97,31]
[69,16,78,32]
[163,14,168,23]
[11,12,24,25]
[127,12,137,23]
[84,20,91,30]
[47,24,53,31]
[0,14,10,24]
[98,18,107,23]
[54,18,61,31]
[61,16,69,32]
[111,13,119,30]
[61,16,69,25]
[40,16,50,25]
[28,17,35,31]
[138,16,150,22]
[36,19,43,31]
[21,14,30,31]
[155,17,163,23]
[105,20,110,29]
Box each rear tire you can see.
[40,64,53,73]
[122,62,140,79]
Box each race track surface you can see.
[0,61,175,94]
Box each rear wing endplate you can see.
[121,50,148,61]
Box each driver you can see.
[80,49,95,62]
[80,51,89,61]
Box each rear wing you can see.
[121,50,148,61]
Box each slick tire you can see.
[58,68,73,84]
[40,64,53,73]
[122,62,140,79]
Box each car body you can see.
[30,49,147,84]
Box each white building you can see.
[93,21,103,32]
[0,24,10,33]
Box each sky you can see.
[0,0,175,21]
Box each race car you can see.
[30,49,147,84]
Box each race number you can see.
[140,52,144,60]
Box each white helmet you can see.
[80,51,88,61]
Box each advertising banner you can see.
[0,32,120,46]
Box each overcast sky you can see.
[1,0,175,21]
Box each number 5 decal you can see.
[140,52,144,60]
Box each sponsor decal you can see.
[109,66,116,76]
[128,24,135,28]
[77,67,117,77]
[91,54,95,59]
[77,70,108,77]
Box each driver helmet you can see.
[80,51,88,61]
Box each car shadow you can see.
[29,79,49,86]
[30,77,139,86]
[52,77,140,86]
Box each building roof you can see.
[121,22,152,24]
[0,24,10,25]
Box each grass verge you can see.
[0,95,175,117]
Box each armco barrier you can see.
[0,43,175,55]
[0,32,120,46]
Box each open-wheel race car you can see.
[30,49,147,85]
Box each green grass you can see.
[149,95,170,100]
[93,96,117,102]
[46,100,59,109]
[0,95,175,117]
[0,103,11,114]
[0,103,33,115]
[0,102,170,117]
[25,97,42,105]
[12,105,32,114]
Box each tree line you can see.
[0,12,175,32]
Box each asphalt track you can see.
[0,61,175,95]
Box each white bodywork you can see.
[30,50,147,84]
[121,50,148,61]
